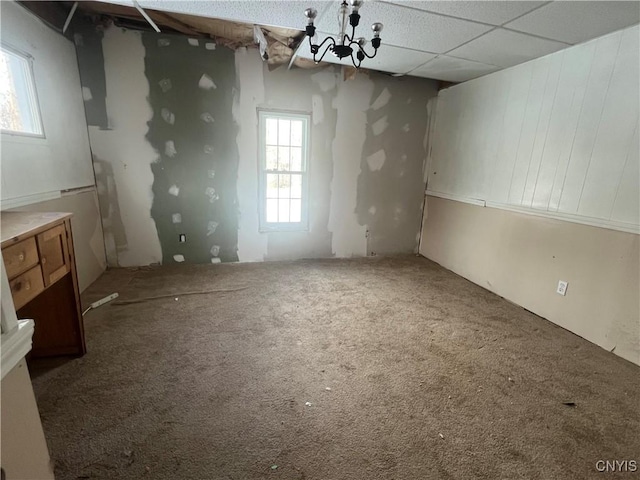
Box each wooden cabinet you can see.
[37,224,70,287]
[1,212,85,357]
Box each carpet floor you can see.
[30,256,639,480]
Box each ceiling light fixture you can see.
[304,0,383,68]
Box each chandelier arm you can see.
[309,35,337,63]
[316,38,338,63]
[308,35,336,51]
[359,45,379,59]
[317,36,336,50]
[346,37,378,60]
[349,51,362,69]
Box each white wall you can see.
[421,25,640,365]
[421,197,639,365]
[427,25,639,233]
[1,359,54,480]
[0,1,95,204]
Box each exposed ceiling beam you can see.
[132,0,160,33]
[17,1,69,32]
[62,2,79,34]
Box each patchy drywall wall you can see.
[233,48,268,262]
[75,23,438,266]
[328,70,372,258]
[260,65,337,261]
[357,80,434,255]
[142,33,240,264]
[232,57,437,261]
[81,27,163,267]
[73,23,108,129]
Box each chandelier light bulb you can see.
[350,0,364,12]
[304,7,318,23]
[371,22,383,36]
[357,37,367,48]
[338,3,349,45]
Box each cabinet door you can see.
[36,224,70,287]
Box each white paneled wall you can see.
[427,25,639,233]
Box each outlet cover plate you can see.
[557,280,568,296]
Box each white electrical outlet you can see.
[557,280,568,296]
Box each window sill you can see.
[259,224,309,233]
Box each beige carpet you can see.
[30,256,639,480]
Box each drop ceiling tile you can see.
[505,1,640,44]
[447,28,567,68]
[408,55,501,82]
[131,0,332,30]
[298,33,437,74]
[383,1,546,26]
[314,1,492,53]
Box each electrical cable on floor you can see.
[111,287,249,306]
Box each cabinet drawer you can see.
[4,237,39,280]
[10,265,45,310]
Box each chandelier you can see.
[303,0,383,68]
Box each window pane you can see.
[260,112,310,230]
[279,174,291,199]
[290,147,302,171]
[290,120,303,146]
[266,199,278,222]
[266,146,278,170]
[290,199,302,223]
[291,174,302,199]
[278,199,290,222]
[266,174,279,198]
[278,119,290,145]
[0,49,42,135]
[265,118,278,144]
[278,146,290,171]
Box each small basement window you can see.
[258,110,310,231]
[0,46,43,137]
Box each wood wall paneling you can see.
[427,25,639,232]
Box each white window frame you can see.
[258,109,310,232]
[0,44,45,138]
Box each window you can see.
[0,46,43,136]
[258,110,309,231]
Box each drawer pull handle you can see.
[42,257,47,264]
[18,253,25,261]
[14,281,30,292]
